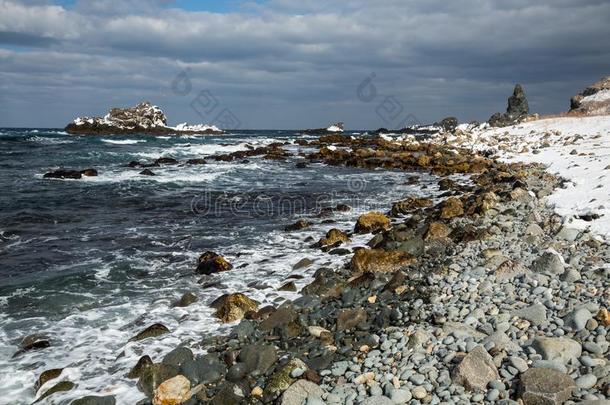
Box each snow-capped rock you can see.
[326,123,344,132]
[570,76,610,116]
[302,122,344,135]
[65,102,224,135]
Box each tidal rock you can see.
[137,363,180,398]
[180,353,226,385]
[171,292,198,308]
[195,251,233,275]
[153,375,192,405]
[35,381,76,403]
[129,323,170,342]
[35,368,63,392]
[43,169,83,180]
[519,368,575,405]
[210,293,259,323]
[293,258,314,270]
[285,219,311,232]
[70,396,116,405]
[140,169,156,176]
[452,346,499,391]
[531,337,582,365]
[127,355,153,379]
[317,228,349,247]
[349,248,415,274]
[280,380,323,405]
[355,212,391,233]
[162,347,193,368]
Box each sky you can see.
[1,0,609,129]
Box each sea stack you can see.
[488,84,531,127]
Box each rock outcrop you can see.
[302,122,344,135]
[65,102,224,135]
[569,76,610,115]
[489,84,531,127]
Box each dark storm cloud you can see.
[0,0,609,128]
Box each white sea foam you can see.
[101,139,147,145]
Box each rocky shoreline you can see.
[29,131,610,405]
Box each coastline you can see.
[26,125,610,404]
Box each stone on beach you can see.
[452,346,499,391]
[519,368,575,405]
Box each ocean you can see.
[0,128,438,403]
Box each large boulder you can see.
[238,344,278,375]
[280,380,324,405]
[519,368,575,405]
[153,375,192,405]
[569,76,610,115]
[440,197,464,219]
[210,293,259,323]
[349,248,415,274]
[137,363,180,399]
[452,346,499,391]
[317,228,349,247]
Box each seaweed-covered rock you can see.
[137,363,180,398]
[317,228,349,247]
[263,358,309,402]
[350,248,415,274]
[35,381,76,403]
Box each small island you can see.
[64,101,224,135]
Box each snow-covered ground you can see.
[442,115,610,240]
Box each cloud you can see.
[1,0,610,128]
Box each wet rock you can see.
[195,251,233,275]
[13,334,51,358]
[81,168,98,177]
[35,381,76,403]
[172,292,198,308]
[440,197,464,219]
[226,363,248,382]
[154,157,178,165]
[280,380,323,405]
[285,219,311,232]
[278,281,297,292]
[210,382,246,405]
[519,368,575,405]
[137,363,180,399]
[71,395,116,405]
[354,212,391,233]
[238,344,278,375]
[531,337,582,365]
[337,308,368,331]
[452,346,498,391]
[210,293,259,323]
[317,228,349,247]
[349,248,415,274]
[293,258,314,270]
[43,169,83,179]
[129,323,170,342]
[153,375,192,405]
[128,355,153,379]
[186,158,207,165]
[139,169,156,176]
[35,368,63,392]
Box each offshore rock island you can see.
[64,102,224,135]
